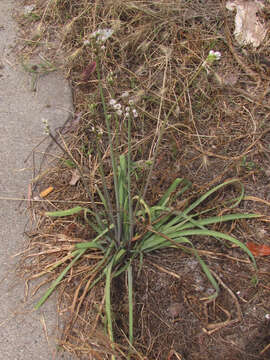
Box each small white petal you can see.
[90,28,113,42]
[132,109,138,118]
[83,39,90,46]
[121,91,129,98]
[114,103,122,110]
[116,109,123,116]
[128,99,134,105]
[125,106,130,112]
[109,99,116,106]
[24,4,36,15]
[265,314,270,320]
[209,50,215,55]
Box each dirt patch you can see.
[131,253,270,359]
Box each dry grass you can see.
[17,0,270,359]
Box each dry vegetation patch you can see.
[17,1,270,359]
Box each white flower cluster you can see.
[208,50,221,61]
[109,99,122,116]
[42,118,50,135]
[24,4,35,15]
[90,28,114,43]
[109,98,138,118]
[126,106,138,118]
[202,50,221,70]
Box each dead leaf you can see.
[226,0,267,48]
[246,242,270,257]
[69,169,81,186]
[39,186,54,198]
[81,61,96,82]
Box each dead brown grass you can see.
[17,0,270,359]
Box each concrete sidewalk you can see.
[0,1,74,358]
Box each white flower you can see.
[121,91,129,98]
[214,51,221,60]
[98,127,104,135]
[109,99,117,106]
[24,4,35,15]
[90,28,114,43]
[116,109,123,116]
[265,314,270,320]
[125,106,130,112]
[202,50,221,69]
[114,103,122,110]
[83,39,90,46]
[207,50,221,62]
[128,99,134,105]
[132,109,138,118]
[42,118,50,135]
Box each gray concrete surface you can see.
[0,1,74,359]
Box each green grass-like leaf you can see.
[45,206,84,217]
[127,265,134,348]
[35,249,85,310]
[105,259,115,356]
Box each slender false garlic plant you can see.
[36,36,260,358]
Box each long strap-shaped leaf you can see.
[157,178,184,206]
[182,179,242,216]
[127,265,133,357]
[105,259,115,360]
[35,248,86,309]
[141,228,256,268]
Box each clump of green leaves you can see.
[37,173,259,356]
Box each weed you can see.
[35,40,260,359]
[240,156,258,171]
[20,1,270,358]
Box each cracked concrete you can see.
[0,1,74,358]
